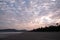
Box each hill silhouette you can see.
[29,23,60,32]
[0,29,27,32]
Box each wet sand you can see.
[0,32,60,40]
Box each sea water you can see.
[0,32,22,38]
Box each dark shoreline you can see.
[0,32,60,40]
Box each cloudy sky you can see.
[0,0,60,30]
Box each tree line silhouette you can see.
[29,23,60,32]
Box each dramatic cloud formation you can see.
[0,0,60,30]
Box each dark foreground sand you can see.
[0,32,60,40]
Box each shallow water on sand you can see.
[0,32,22,38]
[0,32,60,40]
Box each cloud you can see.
[0,0,60,30]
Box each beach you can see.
[0,32,60,40]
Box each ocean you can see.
[0,32,60,40]
[0,32,22,38]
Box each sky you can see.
[0,0,60,30]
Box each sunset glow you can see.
[0,0,60,30]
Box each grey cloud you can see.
[0,0,60,30]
